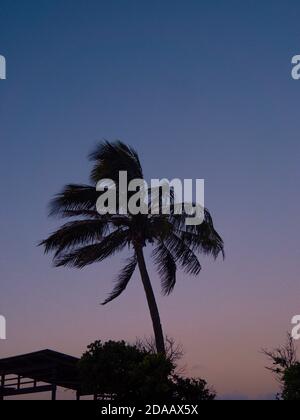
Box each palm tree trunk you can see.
[135,245,166,355]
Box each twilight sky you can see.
[0,0,299,399]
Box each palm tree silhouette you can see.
[40,142,224,354]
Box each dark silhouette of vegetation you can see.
[78,340,215,402]
[263,334,300,400]
[136,336,184,371]
[40,141,224,354]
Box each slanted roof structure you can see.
[0,349,85,400]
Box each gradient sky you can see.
[0,0,299,399]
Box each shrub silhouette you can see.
[79,340,215,402]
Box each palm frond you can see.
[49,184,99,217]
[39,219,109,257]
[102,255,137,305]
[89,141,143,184]
[152,242,177,295]
[54,228,129,268]
[170,208,224,259]
[147,215,172,240]
[164,233,202,275]
[59,210,101,219]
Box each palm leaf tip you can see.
[102,255,137,305]
[38,239,49,254]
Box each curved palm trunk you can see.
[135,245,166,355]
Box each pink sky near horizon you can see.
[1,242,299,399]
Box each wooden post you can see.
[0,375,5,401]
[51,367,57,401]
[51,384,57,401]
[76,390,80,400]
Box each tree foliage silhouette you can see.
[78,340,216,402]
[264,334,300,400]
[40,141,224,354]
